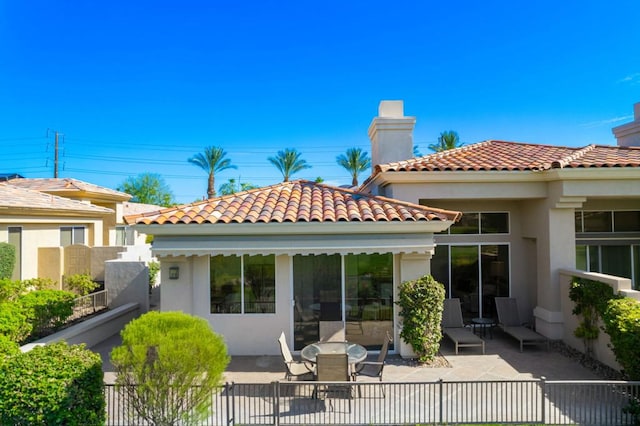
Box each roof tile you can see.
[125,180,461,225]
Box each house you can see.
[0,183,113,280]
[360,101,640,340]
[126,100,640,355]
[125,180,461,356]
[1,178,160,282]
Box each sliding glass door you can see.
[292,253,394,351]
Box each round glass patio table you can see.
[300,341,367,364]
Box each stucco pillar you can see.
[533,205,577,339]
[397,252,432,358]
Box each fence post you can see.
[226,382,233,426]
[273,381,280,426]
[540,376,546,424]
[439,378,444,425]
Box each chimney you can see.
[612,102,640,147]
[368,100,416,167]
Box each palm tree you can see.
[218,178,258,195]
[428,131,463,153]
[267,148,311,182]
[188,146,236,198]
[336,147,371,187]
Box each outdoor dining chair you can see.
[319,321,346,342]
[277,331,314,381]
[351,331,392,397]
[315,353,352,412]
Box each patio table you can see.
[300,341,367,365]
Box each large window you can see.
[60,226,85,246]
[431,244,510,319]
[436,212,509,235]
[210,254,275,314]
[575,210,640,289]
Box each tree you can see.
[267,148,311,182]
[428,130,463,153]
[336,147,371,187]
[413,145,422,157]
[117,173,175,206]
[110,311,230,426]
[218,178,258,196]
[188,146,236,198]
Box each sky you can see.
[1,1,639,204]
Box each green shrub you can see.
[396,274,445,363]
[0,243,15,280]
[0,302,31,344]
[602,297,640,380]
[148,261,160,288]
[0,278,27,303]
[0,334,19,362]
[17,290,75,339]
[569,277,617,354]
[0,342,105,425]
[111,311,230,425]
[64,273,98,296]
[22,277,58,291]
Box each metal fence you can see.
[70,289,108,320]
[104,378,640,425]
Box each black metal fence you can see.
[104,378,640,425]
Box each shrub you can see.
[0,278,28,303]
[0,243,15,280]
[17,290,75,339]
[0,302,31,344]
[64,273,98,296]
[569,277,616,355]
[0,334,19,363]
[396,274,445,363]
[22,277,58,291]
[602,297,640,380]
[111,311,230,425]
[148,261,160,288]
[0,342,105,425]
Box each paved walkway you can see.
[95,327,600,384]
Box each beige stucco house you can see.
[127,100,640,356]
[1,178,159,282]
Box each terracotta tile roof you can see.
[125,180,461,225]
[375,140,640,173]
[7,177,130,200]
[0,183,113,214]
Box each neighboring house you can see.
[1,177,161,281]
[127,100,640,355]
[0,183,113,280]
[360,101,640,340]
[125,180,461,356]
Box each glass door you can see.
[293,254,342,350]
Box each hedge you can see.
[602,297,640,380]
[0,243,15,280]
[0,302,31,344]
[0,342,105,425]
[17,290,76,339]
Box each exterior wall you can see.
[104,259,149,312]
[396,252,431,358]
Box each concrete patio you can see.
[95,327,601,385]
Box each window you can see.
[8,227,21,280]
[60,226,85,246]
[575,210,640,233]
[439,211,509,235]
[210,255,275,314]
[576,244,640,290]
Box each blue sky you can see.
[1,1,639,204]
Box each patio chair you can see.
[277,331,314,381]
[494,297,549,352]
[315,353,352,411]
[319,321,345,342]
[352,331,392,397]
[441,298,485,354]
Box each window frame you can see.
[60,226,86,246]
[438,211,510,235]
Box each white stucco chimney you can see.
[368,100,416,167]
[612,102,640,147]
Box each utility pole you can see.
[54,131,59,178]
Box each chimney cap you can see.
[379,101,405,118]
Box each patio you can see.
[95,327,601,385]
